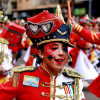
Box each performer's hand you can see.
[67,17,77,31]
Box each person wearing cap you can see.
[78,16,97,65]
[89,18,100,68]
[79,16,93,31]
[70,17,99,65]
[70,17,100,44]
[69,17,100,98]
[69,16,93,68]
[90,18,100,33]
[0,11,85,100]
[69,32,93,68]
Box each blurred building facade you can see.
[0,0,100,20]
[11,0,58,20]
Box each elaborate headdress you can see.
[25,11,74,48]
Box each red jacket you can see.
[0,65,85,100]
[74,24,100,44]
[69,32,87,68]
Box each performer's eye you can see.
[51,47,58,50]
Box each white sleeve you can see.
[1,44,13,75]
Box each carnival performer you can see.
[89,18,100,68]
[16,19,26,61]
[69,17,100,98]
[0,20,25,66]
[0,38,13,84]
[0,11,86,100]
[70,17,100,44]
[69,16,93,68]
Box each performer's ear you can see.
[38,50,44,59]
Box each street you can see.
[83,81,100,100]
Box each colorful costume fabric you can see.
[74,24,100,97]
[74,24,100,44]
[69,32,87,68]
[88,75,100,98]
[0,65,85,100]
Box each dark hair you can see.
[36,44,45,64]
[36,42,68,65]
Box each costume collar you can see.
[38,64,64,76]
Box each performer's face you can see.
[38,42,68,75]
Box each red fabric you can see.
[0,22,25,49]
[0,66,51,100]
[74,27,100,45]
[69,48,80,68]
[19,40,29,49]
[30,47,38,55]
[88,75,100,98]
[69,32,87,68]
[69,32,87,48]
[23,40,29,49]
[0,74,7,84]
[11,45,19,53]
[79,16,88,25]
[81,99,86,100]
[25,55,34,66]
[26,11,64,39]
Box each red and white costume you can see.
[0,65,85,100]
[0,38,13,84]
[73,24,100,97]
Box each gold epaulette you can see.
[65,68,84,79]
[0,38,9,44]
[13,66,34,72]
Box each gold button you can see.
[41,83,45,87]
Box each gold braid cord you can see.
[0,43,4,64]
[13,72,20,87]
[76,78,80,100]
[41,78,80,100]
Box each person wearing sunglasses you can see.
[0,11,85,100]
